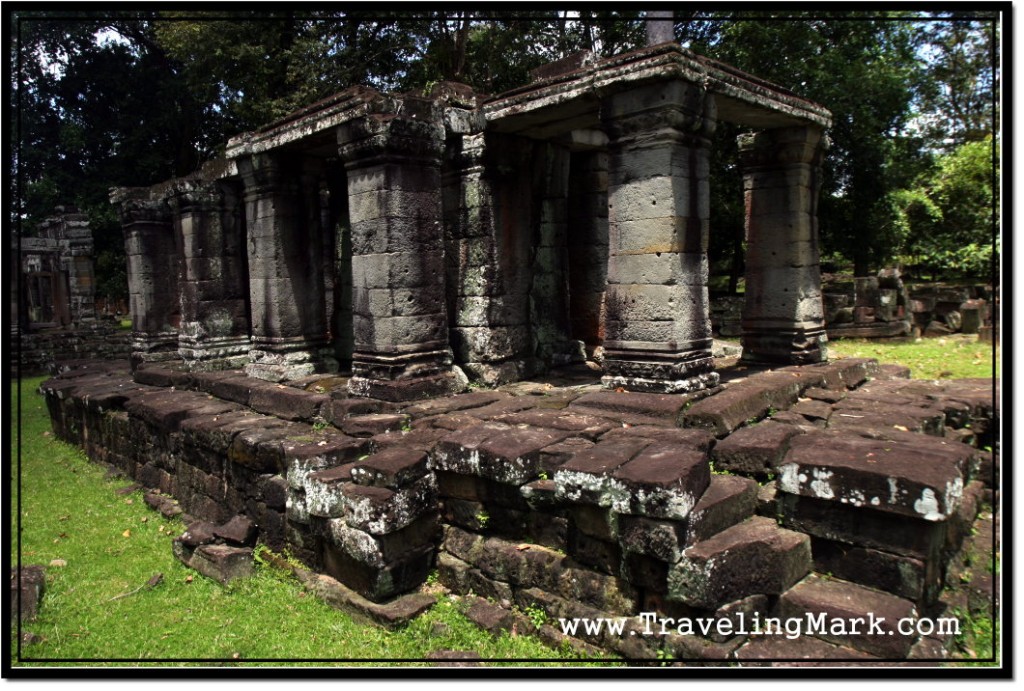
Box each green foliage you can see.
[523,605,548,629]
[891,136,998,280]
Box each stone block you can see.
[350,447,429,489]
[340,413,411,438]
[539,437,596,474]
[189,544,255,584]
[686,474,759,544]
[618,515,689,563]
[567,526,621,576]
[776,493,947,560]
[810,537,941,605]
[734,634,877,662]
[668,516,811,608]
[711,423,805,475]
[609,442,711,519]
[11,566,46,622]
[323,514,439,568]
[778,431,971,521]
[778,574,918,658]
[682,377,800,436]
[248,384,328,422]
[568,389,706,426]
[554,436,651,505]
[321,542,434,603]
[487,410,613,440]
[283,433,371,489]
[342,473,438,535]
[214,515,257,546]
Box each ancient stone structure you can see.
[40,355,996,661]
[112,42,833,399]
[37,44,997,663]
[18,208,96,330]
[14,208,132,374]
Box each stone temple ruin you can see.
[109,42,832,393]
[38,43,997,662]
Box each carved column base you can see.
[130,332,181,372]
[246,336,338,382]
[179,334,251,372]
[601,344,719,394]
[741,323,829,365]
[348,347,467,401]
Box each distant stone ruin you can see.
[111,42,833,397]
[14,208,131,374]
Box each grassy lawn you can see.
[825,334,998,380]
[9,376,603,668]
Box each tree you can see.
[893,136,997,280]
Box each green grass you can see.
[825,334,998,380]
[10,376,607,667]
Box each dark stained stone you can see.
[11,566,46,622]
[214,515,258,546]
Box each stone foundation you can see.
[40,357,996,661]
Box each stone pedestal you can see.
[240,154,337,382]
[599,82,719,394]
[341,101,463,401]
[116,194,181,370]
[738,127,828,365]
[171,182,250,371]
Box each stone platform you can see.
[39,357,997,663]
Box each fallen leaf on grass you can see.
[184,575,193,583]
[49,559,67,567]
[122,529,131,538]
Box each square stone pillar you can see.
[531,142,584,367]
[113,192,181,370]
[599,81,719,394]
[170,182,250,371]
[239,154,337,382]
[443,132,538,385]
[738,127,828,365]
[340,102,464,401]
[567,148,610,355]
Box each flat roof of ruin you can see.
[220,43,830,161]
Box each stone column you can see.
[531,142,584,367]
[340,101,463,400]
[114,191,181,370]
[239,153,337,382]
[170,181,250,371]
[567,148,610,357]
[738,126,828,365]
[599,81,719,394]
[443,132,537,385]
